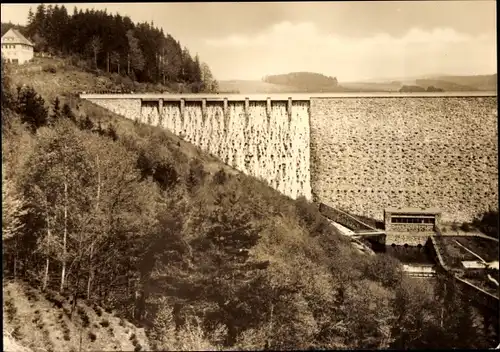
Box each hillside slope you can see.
[415,79,479,92]
[7,56,176,104]
[3,281,150,352]
[430,74,497,91]
[343,74,497,93]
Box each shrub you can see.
[61,103,76,123]
[5,300,17,321]
[107,124,118,141]
[363,253,403,288]
[42,64,57,73]
[153,161,178,190]
[100,319,109,327]
[94,306,103,317]
[88,332,97,342]
[15,85,48,133]
[186,158,206,189]
[295,196,329,235]
[213,168,227,185]
[460,222,472,232]
[78,307,90,328]
[472,210,499,238]
[12,325,22,339]
[79,115,94,131]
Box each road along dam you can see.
[81,92,498,223]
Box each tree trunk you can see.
[60,181,68,293]
[106,52,109,73]
[87,245,93,299]
[43,258,50,291]
[94,52,97,69]
[127,53,130,76]
[13,249,17,279]
[87,155,101,300]
[12,238,18,279]
[43,204,51,291]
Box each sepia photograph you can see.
[1,1,498,350]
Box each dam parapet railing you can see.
[79,91,498,101]
[318,202,380,233]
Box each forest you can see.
[2,52,498,349]
[3,4,218,92]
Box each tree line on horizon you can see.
[262,72,339,91]
[10,4,218,92]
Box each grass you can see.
[7,56,177,105]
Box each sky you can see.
[1,1,497,82]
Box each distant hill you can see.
[221,72,496,94]
[262,72,343,92]
[345,74,496,93]
[415,79,479,92]
[220,72,386,94]
[424,74,497,91]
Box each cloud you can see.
[205,21,483,49]
[202,22,496,81]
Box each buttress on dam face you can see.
[82,93,498,223]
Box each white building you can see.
[1,28,34,65]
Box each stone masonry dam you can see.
[81,92,498,223]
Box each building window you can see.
[391,216,435,224]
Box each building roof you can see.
[384,207,441,215]
[1,28,34,47]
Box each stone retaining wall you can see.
[385,233,432,246]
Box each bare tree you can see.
[87,36,102,69]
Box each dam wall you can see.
[310,96,498,223]
[82,93,498,223]
[84,95,312,200]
